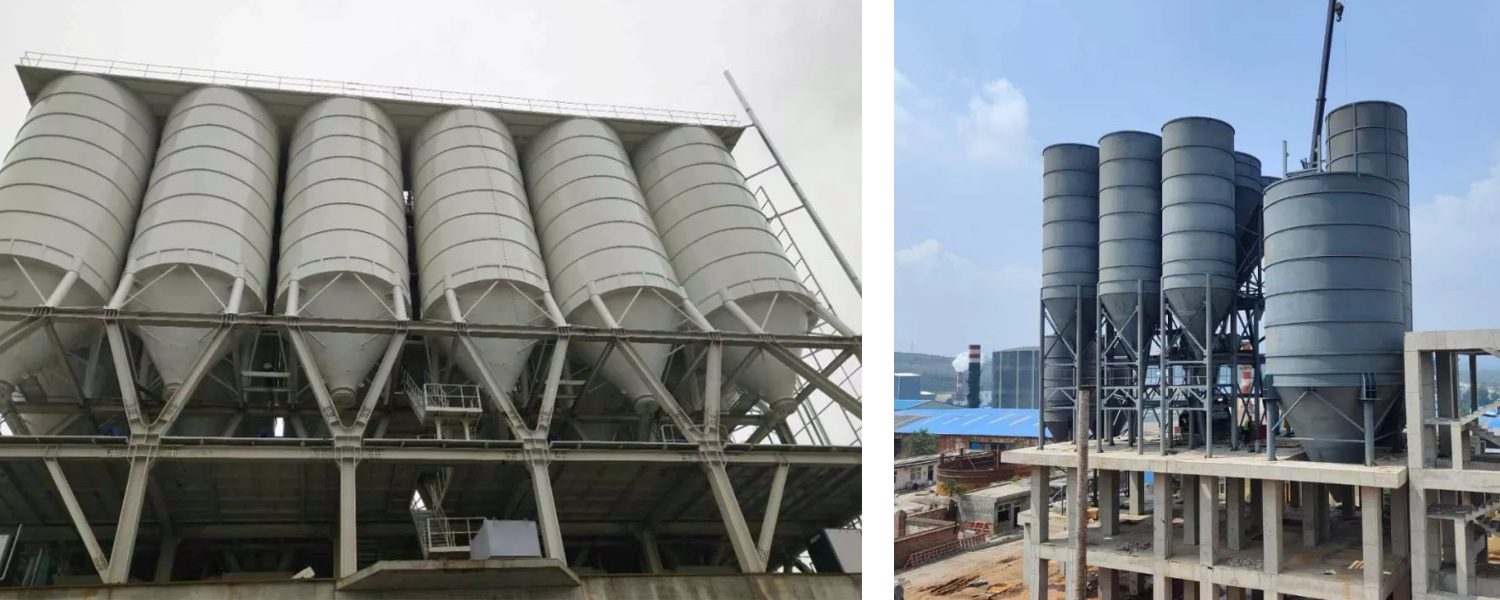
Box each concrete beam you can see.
[1002,445,1407,488]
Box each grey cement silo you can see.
[631,125,815,415]
[524,118,686,416]
[1263,172,1403,463]
[0,74,157,415]
[1233,152,1264,283]
[1326,101,1410,330]
[1160,117,1237,344]
[276,97,409,408]
[117,86,278,399]
[1096,131,1162,346]
[1040,143,1098,441]
[412,108,550,399]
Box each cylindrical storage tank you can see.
[1325,101,1410,331]
[1096,131,1162,349]
[276,98,409,408]
[1233,152,1264,283]
[1040,143,1098,441]
[118,86,278,404]
[411,108,549,399]
[1263,172,1403,463]
[631,126,815,415]
[524,118,686,416]
[0,74,157,409]
[1160,117,1237,345]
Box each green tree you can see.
[901,429,938,458]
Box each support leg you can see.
[703,461,762,573]
[105,458,151,583]
[337,458,356,579]
[530,460,567,562]
[154,536,178,583]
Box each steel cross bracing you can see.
[0,302,860,582]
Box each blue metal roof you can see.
[894,408,1040,438]
[895,399,922,411]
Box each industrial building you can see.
[993,346,1040,409]
[0,52,861,598]
[1005,6,1500,598]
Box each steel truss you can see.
[0,303,860,583]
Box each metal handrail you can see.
[18,51,742,128]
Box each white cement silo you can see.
[631,126,815,415]
[411,108,550,404]
[114,86,278,399]
[0,74,157,429]
[523,118,686,416]
[276,97,410,408]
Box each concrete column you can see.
[1099,469,1120,536]
[1301,481,1321,548]
[1028,553,1049,600]
[1360,485,1384,600]
[1200,476,1218,565]
[1099,567,1119,600]
[1198,579,1214,600]
[1184,580,1199,599]
[1182,475,1198,545]
[105,458,152,584]
[1227,587,1245,600]
[1408,486,1428,596]
[1031,468,1050,543]
[1249,477,1263,530]
[1129,471,1145,516]
[154,537,178,583]
[1153,574,1169,600]
[1316,483,1331,541]
[337,458,357,579]
[1455,520,1474,596]
[1262,479,1283,574]
[1153,471,1173,560]
[1390,485,1409,558]
[1289,479,1301,507]
[1226,477,1245,551]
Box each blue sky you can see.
[896,0,1500,354]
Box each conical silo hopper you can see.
[276,98,410,408]
[1160,117,1237,344]
[1263,172,1403,463]
[1040,144,1098,441]
[523,118,686,416]
[411,108,549,406]
[1097,131,1161,348]
[1326,101,1410,331]
[1232,152,1264,283]
[116,87,278,407]
[630,126,816,417]
[0,74,157,432]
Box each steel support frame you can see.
[0,298,859,580]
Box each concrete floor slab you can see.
[338,558,580,590]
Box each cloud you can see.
[895,239,944,267]
[895,75,1033,168]
[963,78,1031,167]
[1412,147,1500,330]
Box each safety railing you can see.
[411,512,485,558]
[18,51,742,127]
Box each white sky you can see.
[0,0,862,327]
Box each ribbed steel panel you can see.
[122,86,278,394]
[1096,131,1162,339]
[1233,151,1264,283]
[276,97,409,406]
[0,74,157,396]
[1325,101,1411,330]
[1041,143,1098,441]
[524,118,684,414]
[1160,117,1236,339]
[1263,172,1403,462]
[412,107,550,394]
[632,125,813,410]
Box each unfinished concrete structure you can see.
[0,52,861,597]
[1404,330,1500,600]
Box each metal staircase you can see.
[404,375,483,440]
[408,467,486,558]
